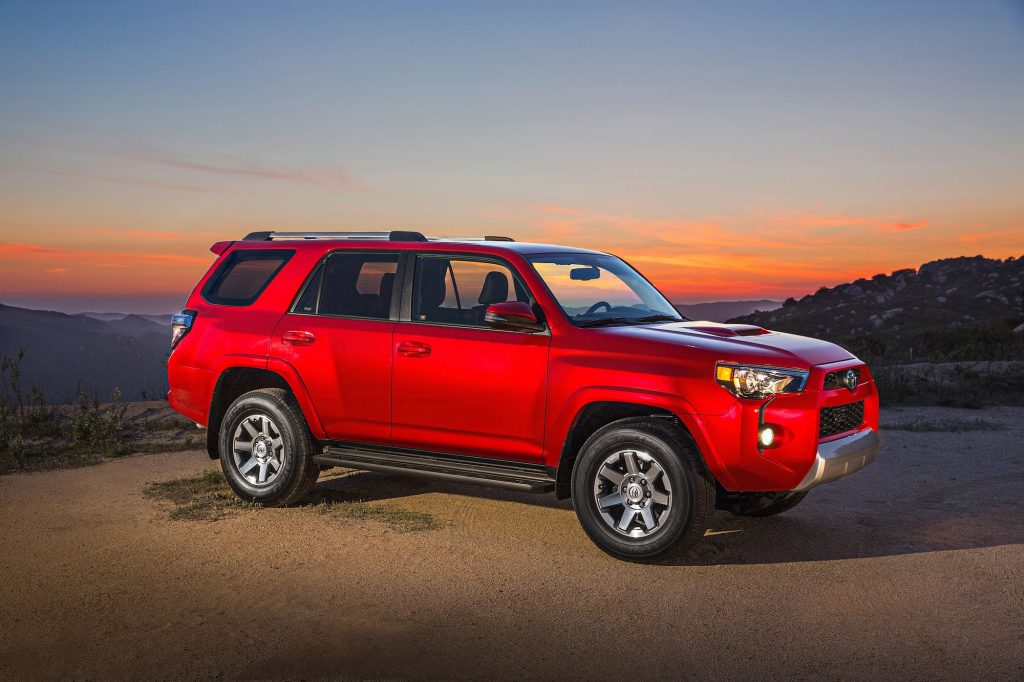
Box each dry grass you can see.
[144,470,258,520]
[144,470,443,532]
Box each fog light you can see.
[758,426,776,448]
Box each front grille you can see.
[824,367,861,391]
[819,400,865,439]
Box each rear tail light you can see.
[170,310,196,349]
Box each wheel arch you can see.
[206,361,324,459]
[553,400,711,499]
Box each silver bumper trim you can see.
[791,428,879,492]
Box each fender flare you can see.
[548,386,737,491]
[206,354,328,441]
[265,357,328,440]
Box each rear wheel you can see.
[571,417,715,562]
[720,491,807,517]
[218,388,320,506]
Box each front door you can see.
[391,254,549,462]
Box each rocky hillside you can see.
[733,253,1019,360]
[731,256,1024,406]
[0,304,170,401]
[732,256,1024,364]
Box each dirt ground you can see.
[1,406,1022,681]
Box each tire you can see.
[571,417,716,562]
[218,388,320,507]
[720,491,807,517]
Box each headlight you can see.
[715,363,809,399]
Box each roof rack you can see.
[437,235,516,242]
[242,231,514,243]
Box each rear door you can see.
[391,253,549,462]
[271,250,401,445]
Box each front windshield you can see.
[528,253,684,327]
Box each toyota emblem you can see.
[842,369,858,392]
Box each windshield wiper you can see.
[632,314,681,324]
[577,314,681,328]
[576,317,633,328]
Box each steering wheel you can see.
[584,301,612,315]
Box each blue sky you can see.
[1,0,1022,311]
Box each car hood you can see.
[605,321,854,368]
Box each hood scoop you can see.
[681,322,770,337]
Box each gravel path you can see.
[1,407,1021,680]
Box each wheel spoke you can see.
[239,457,259,475]
[597,491,623,509]
[234,441,252,453]
[257,461,269,483]
[617,507,637,531]
[651,489,670,506]
[599,467,625,486]
[271,436,284,451]
[242,420,259,439]
[622,451,640,475]
[644,467,661,485]
[639,506,656,531]
[268,456,281,471]
[259,416,271,437]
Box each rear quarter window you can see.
[202,249,294,306]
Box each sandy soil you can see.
[1,406,1022,680]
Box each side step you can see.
[315,445,555,493]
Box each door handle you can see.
[396,341,431,357]
[282,330,316,346]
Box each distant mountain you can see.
[730,256,1024,364]
[675,299,780,322]
[83,312,172,326]
[0,304,170,401]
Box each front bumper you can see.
[790,428,880,492]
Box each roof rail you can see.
[243,231,427,242]
[241,231,514,243]
[436,235,516,242]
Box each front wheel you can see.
[218,388,320,507]
[572,417,715,562]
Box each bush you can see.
[64,386,131,457]
[1,349,132,467]
[0,349,60,453]
[874,362,1024,407]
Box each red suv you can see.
[168,231,879,560]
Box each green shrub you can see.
[1,348,133,467]
[64,387,130,457]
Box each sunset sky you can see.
[1,1,1022,313]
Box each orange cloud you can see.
[510,203,1018,302]
[0,242,214,295]
[757,207,929,233]
[0,242,210,266]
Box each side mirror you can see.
[484,302,544,332]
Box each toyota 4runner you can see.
[167,231,880,560]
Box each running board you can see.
[316,445,555,493]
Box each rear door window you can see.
[313,252,400,319]
[202,250,294,306]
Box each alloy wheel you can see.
[231,413,285,487]
[592,449,672,537]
